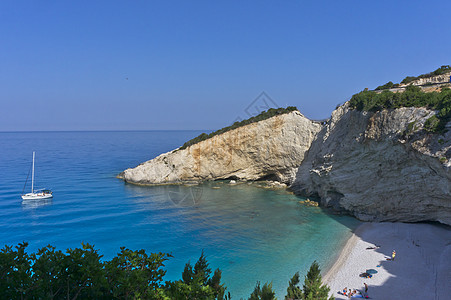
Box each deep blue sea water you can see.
[0,131,360,298]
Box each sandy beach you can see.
[324,222,451,300]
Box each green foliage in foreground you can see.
[284,261,334,300]
[1,243,334,300]
[179,107,298,150]
[285,272,303,299]
[249,281,276,300]
[249,260,334,300]
[0,242,225,300]
[166,250,229,299]
[349,85,451,132]
[301,261,334,300]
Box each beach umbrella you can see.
[366,269,378,274]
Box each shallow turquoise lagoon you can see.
[0,131,360,298]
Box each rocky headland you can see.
[119,110,322,185]
[119,68,451,225]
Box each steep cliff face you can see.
[119,111,322,185]
[291,104,451,225]
[119,101,451,225]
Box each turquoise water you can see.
[0,131,360,298]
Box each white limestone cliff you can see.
[119,111,322,185]
[290,103,451,225]
[119,103,451,225]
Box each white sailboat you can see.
[21,152,53,200]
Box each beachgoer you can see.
[392,250,396,261]
[366,244,380,250]
[364,282,368,296]
[343,287,348,295]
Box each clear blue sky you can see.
[1,0,450,131]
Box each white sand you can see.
[324,222,451,300]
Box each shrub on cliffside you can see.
[401,65,451,84]
[349,85,451,132]
[375,81,397,90]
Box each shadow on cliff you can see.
[289,107,371,211]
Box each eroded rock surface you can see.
[290,103,451,225]
[120,102,451,225]
[119,111,322,185]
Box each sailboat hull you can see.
[21,193,53,200]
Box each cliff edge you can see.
[119,68,451,225]
[291,103,451,225]
[119,111,322,185]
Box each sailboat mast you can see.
[31,151,35,193]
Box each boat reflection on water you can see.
[21,198,53,210]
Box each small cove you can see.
[0,131,360,298]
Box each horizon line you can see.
[0,129,215,133]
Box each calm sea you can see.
[0,131,360,298]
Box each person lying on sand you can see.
[339,288,368,298]
[365,244,380,250]
[338,287,348,296]
[359,272,372,278]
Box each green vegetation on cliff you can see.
[179,106,298,150]
[401,65,451,85]
[349,85,451,132]
[373,66,451,90]
[375,81,400,91]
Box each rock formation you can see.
[398,73,451,87]
[291,103,451,225]
[119,111,322,185]
[119,73,451,225]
